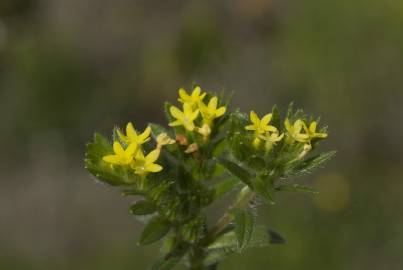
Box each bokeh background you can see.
[1,0,402,269]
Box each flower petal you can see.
[117,129,128,143]
[245,125,256,131]
[250,111,259,125]
[266,125,278,133]
[103,155,119,164]
[260,113,272,127]
[294,120,304,133]
[208,97,218,111]
[309,122,317,133]
[113,141,125,155]
[191,109,199,120]
[178,88,189,101]
[138,126,151,143]
[169,120,182,127]
[126,122,138,140]
[135,149,145,160]
[192,86,201,97]
[146,164,163,173]
[145,149,160,164]
[215,106,226,117]
[170,106,183,119]
[126,142,138,156]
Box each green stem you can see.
[201,186,255,246]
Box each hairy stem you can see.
[201,186,255,246]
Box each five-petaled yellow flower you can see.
[131,149,163,175]
[198,97,226,126]
[178,86,206,108]
[303,121,328,140]
[245,111,278,135]
[169,104,200,131]
[245,111,278,148]
[118,122,151,145]
[103,141,138,165]
[284,119,310,143]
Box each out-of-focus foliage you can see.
[1,0,402,269]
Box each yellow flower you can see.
[178,86,206,108]
[259,132,284,151]
[303,121,328,140]
[103,141,137,165]
[156,133,175,149]
[169,104,200,131]
[284,119,310,143]
[198,96,226,126]
[118,122,151,145]
[245,111,278,136]
[196,124,211,137]
[131,149,163,175]
[259,132,284,144]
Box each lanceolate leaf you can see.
[275,184,318,194]
[139,217,170,246]
[205,226,285,265]
[232,209,255,251]
[130,200,157,215]
[271,105,281,130]
[150,256,182,270]
[254,177,275,204]
[217,157,254,187]
[291,151,336,175]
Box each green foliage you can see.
[138,217,171,246]
[84,88,335,269]
[130,200,157,215]
[232,209,255,251]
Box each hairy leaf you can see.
[139,217,170,245]
[130,200,157,215]
[232,209,255,251]
[217,157,254,188]
[85,133,128,186]
[291,151,336,176]
[150,256,182,270]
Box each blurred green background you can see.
[1,0,402,269]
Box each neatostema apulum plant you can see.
[85,86,335,269]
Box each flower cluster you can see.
[169,86,226,135]
[102,122,173,175]
[245,111,328,151]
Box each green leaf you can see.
[84,133,128,186]
[271,105,281,129]
[275,184,318,194]
[150,256,182,270]
[232,209,255,251]
[130,200,157,215]
[217,157,254,188]
[205,226,285,265]
[204,247,236,267]
[254,177,275,204]
[138,217,170,245]
[291,151,336,175]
